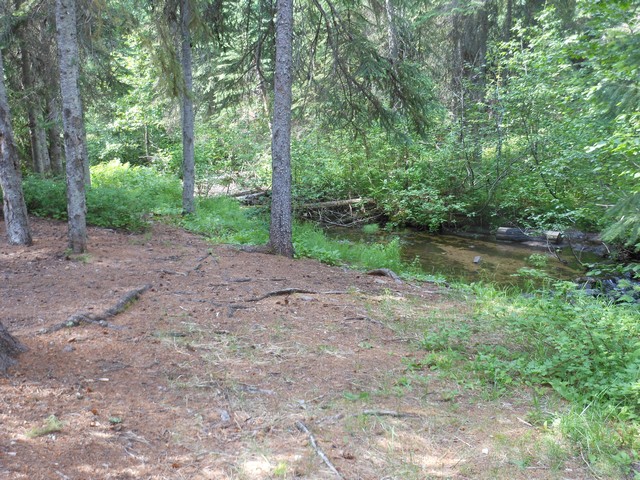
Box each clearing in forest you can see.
[0,218,590,479]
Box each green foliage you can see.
[558,405,640,478]
[602,192,640,252]
[294,223,407,272]
[418,280,640,475]
[180,196,269,245]
[164,116,271,194]
[23,162,182,231]
[180,195,422,276]
[472,283,640,410]
[27,415,63,438]
[22,177,68,221]
[526,254,549,268]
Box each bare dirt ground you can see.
[0,218,591,479]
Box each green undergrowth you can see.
[411,281,640,477]
[23,161,181,230]
[181,196,438,279]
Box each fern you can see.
[602,192,640,250]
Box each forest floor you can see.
[0,217,592,479]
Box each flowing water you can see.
[326,228,601,286]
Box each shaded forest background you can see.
[1,0,639,248]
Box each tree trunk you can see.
[56,0,88,253]
[385,0,400,109]
[46,92,64,176]
[21,46,51,175]
[0,52,32,246]
[180,0,195,215]
[269,0,294,257]
[0,321,27,375]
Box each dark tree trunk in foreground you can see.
[56,0,88,253]
[0,51,32,246]
[0,321,27,375]
[180,0,195,214]
[269,0,294,257]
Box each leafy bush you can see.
[23,162,182,231]
[472,283,640,410]
[23,177,68,220]
[181,196,269,245]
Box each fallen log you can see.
[495,227,532,242]
[496,227,564,244]
[237,190,269,205]
[229,188,267,198]
[299,198,374,210]
[544,230,563,244]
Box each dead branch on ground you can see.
[41,285,151,334]
[295,421,344,479]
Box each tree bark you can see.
[269,0,294,258]
[46,92,64,176]
[180,0,196,214]
[385,0,400,109]
[0,52,33,246]
[20,46,51,175]
[0,321,27,375]
[56,0,88,253]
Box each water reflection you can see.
[326,227,597,286]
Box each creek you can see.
[326,227,602,286]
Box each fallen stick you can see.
[295,421,343,479]
[41,285,151,334]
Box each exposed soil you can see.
[1,218,591,479]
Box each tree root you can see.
[0,322,27,375]
[249,288,350,302]
[343,315,387,328]
[366,268,402,283]
[295,421,344,479]
[41,285,151,334]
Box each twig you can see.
[580,447,603,480]
[516,417,533,427]
[454,436,472,448]
[41,285,151,334]
[295,421,344,479]
[55,471,71,480]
